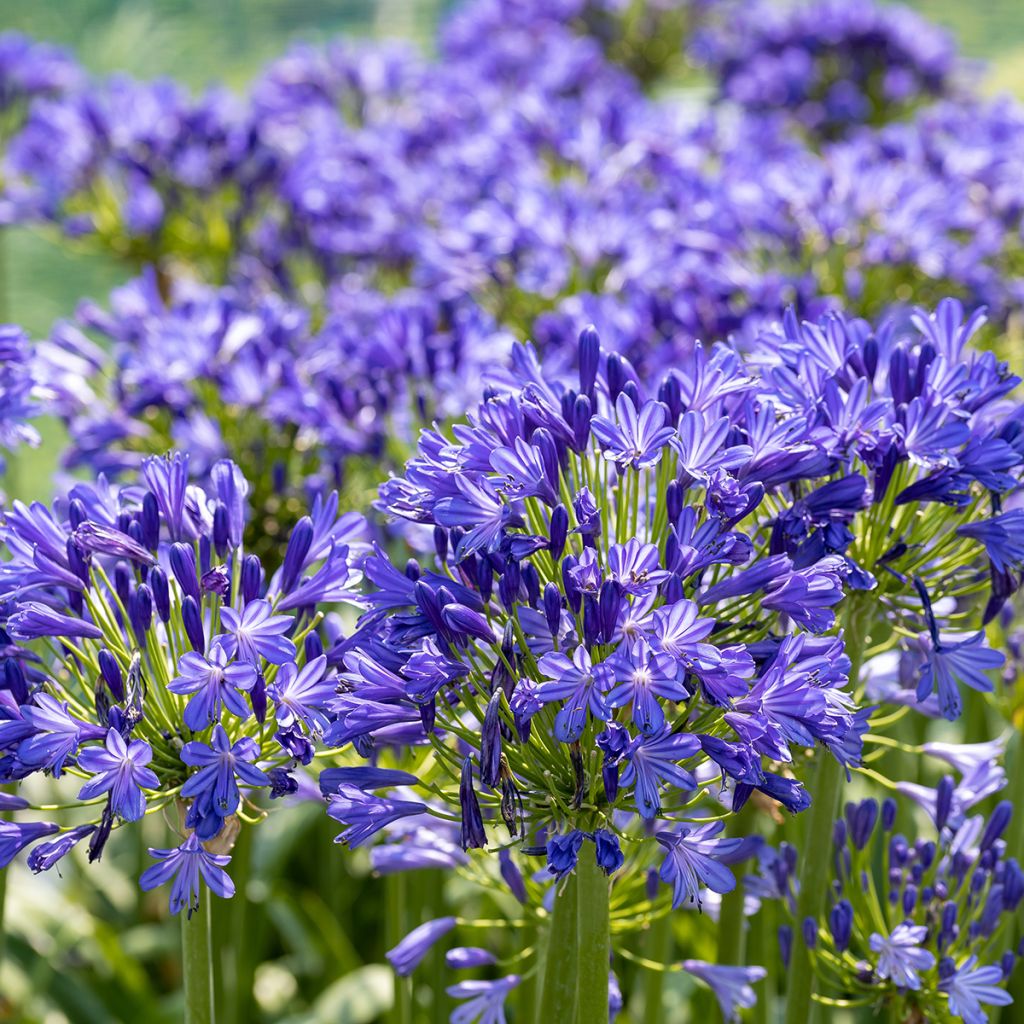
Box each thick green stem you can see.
[537,870,580,1021]
[785,599,868,1024]
[641,913,672,1024]
[386,874,412,1024]
[182,905,216,1024]
[784,751,843,1024]
[575,853,610,1024]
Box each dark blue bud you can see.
[578,325,600,399]
[981,802,1013,852]
[499,848,527,903]
[304,632,324,661]
[127,519,146,551]
[241,554,263,604]
[459,757,487,851]
[129,584,152,641]
[938,956,956,981]
[935,775,954,831]
[778,925,793,969]
[832,819,847,849]
[137,492,159,551]
[480,690,503,789]
[169,543,200,604]
[802,917,817,949]
[666,481,683,525]
[212,503,230,558]
[97,649,123,701]
[593,829,624,876]
[547,830,584,879]
[1002,952,1016,979]
[852,799,878,850]
[114,564,131,610]
[433,525,449,565]
[251,671,267,725]
[657,373,682,424]
[882,797,897,831]
[829,899,853,952]
[918,841,936,870]
[149,566,170,622]
[3,659,28,704]
[442,604,495,644]
[902,884,918,916]
[572,394,592,452]
[543,583,562,637]
[68,498,87,530]
[181,595,205,653]
[598,580,621,644]
[645,868,660,902]
[281,516,314,594]
[405,559,421,582]
[1002,859,1024,910]
[522,563,540,607]
[549,505,568,562]
[66,539,90,584]
[477,557,494,602]
[606,353,626,404]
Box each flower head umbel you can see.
[0,451,364,911]
[769,789,1021,1021]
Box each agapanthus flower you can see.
[681,960,766,1023]
[770,792,1021,1020]
[0,451,364,910]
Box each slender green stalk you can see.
[784,751,843,1024]
[785,599,869,1024]
[718,802,757,968]
[641,913,672,1024]
[537,871,580,1021]
[574,853,610,1024]
[182,905,216,1024]
[387,874,412,1024]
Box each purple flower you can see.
[593,828,624,875]
[17,694,101,776]
[180,724,269,820]
[591,394,675,468]
[267,654,334,734]
[0,820,59,868]
[219,599,296,665]
[958,511,1024,574]
[620,728,700,819]
[547,830,585,878]
[142,452,190,542]
[606,539,670,596]
[27,824,96,872]
[656,821,741,908]
[536,647,610,743]
[916,631,1004,722]
[681,961,766,1023]
[167,640,258,729]
[139,832,235,916]
[869,923,935,990]
[7,602,102,642]
[446,947,496,970]
[606,640,689,736]
[386,916,456,976]
[446,976,520,1023]
[77,728,159,822]
[941,956,1013,1023]
[327,785,428,848]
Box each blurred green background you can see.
[2,0,1024,338]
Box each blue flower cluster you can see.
[0,452,365,914]
[763,763,1022,1023]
